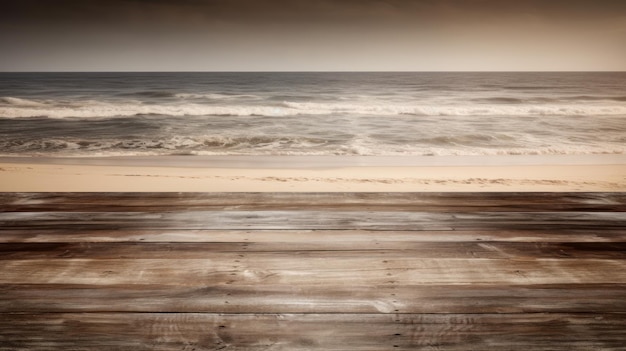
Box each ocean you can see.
[0,72,624,157]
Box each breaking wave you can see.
[1,133,624,157]
[0,98,304,118]
[2,96,625,119]
[0,135,331,155]
[279,101,626,117]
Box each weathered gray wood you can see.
[0,192,624,350]
[1,284,624,314]
[1,210,623,231]
[2,192,625,212]
[1,313,624,351]
[2,228,625,243]
[1,242,623,259]
[1,257,624,285]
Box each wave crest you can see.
[1,133,624,157]
[0,135,330,154]
[281,101,626,117]
[1,96,625,119]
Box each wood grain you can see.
[1,210,623,231]
[2,228,625,243]
[1,313,624,351]
[1,242,624,259]
[1,284,624,314]
[2,192,625,212]
[0,192,624,350]
[2,257,625,286]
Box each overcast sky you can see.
[1,0,625,71]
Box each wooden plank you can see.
[2,228,625,243]
[2,192,624,212]
[1,257,624,285]
[1,284,624,314]
[1,242,624,259]
[0,192,624,349]
[1,211,623,231]
[1,313,624,350]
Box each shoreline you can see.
[1,154,625,168]
[1,155,624,192]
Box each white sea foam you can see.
[0,99,302,118]
[2,72,625,158]
[1,97,626,119]
[281,101,626,117]
[2,132,624,157]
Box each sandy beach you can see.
[1,155,624,192]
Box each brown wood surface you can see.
[2,192,625,212]
[1,283,625,314]
[1,210,624,231]
[0,192,624,350]
[2,228,625,243]
[1,313,624,351]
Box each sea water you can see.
[0,72,624,157]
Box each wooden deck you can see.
[0,192,625,350]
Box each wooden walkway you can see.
[0,192,625,350]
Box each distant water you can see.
[0,72,625,157]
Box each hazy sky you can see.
[1,0,625,71]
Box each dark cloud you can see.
[1,0,624,71]
[1,0,624,38]
[3,0,625,22]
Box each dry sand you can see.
[0,156,624,192]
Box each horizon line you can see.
[1,70,625,73]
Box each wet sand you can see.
[1,155,624,192]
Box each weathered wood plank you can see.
[2,228,625,243]
[1,284,624,314]
[1,211,623,231]
[1,257,624,285]
[1,242,624,259]
[1,313,624,350]
[0,192,624,350]
[1,192,624,212]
